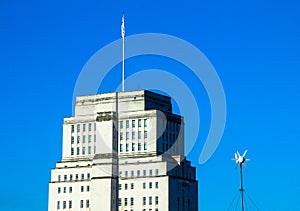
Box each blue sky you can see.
[0,0,299,210]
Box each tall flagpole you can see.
[121,13,125,92]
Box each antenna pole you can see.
[240,164,245,211]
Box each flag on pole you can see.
[121,12,125,92]
[121,13,125,38]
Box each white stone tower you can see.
[48,90,198,211]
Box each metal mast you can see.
[121,13,125,92]
[232,150,250,211]
[239,163,245,211]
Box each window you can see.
[64,175,67,181]
[81,186,84,192]
[83,135,86,143]
[77,147,80,155]
[132,143,135,151]
[70,174,73,181]
[126,120,129,128]
[75,174,78,181]
[80,200,84,208]
[119,184,122,190]
[143,197,146,205]
[82,147,86,155]
[120,132,123,140]
[125,198,128,206]
[125,183,128,190]
[149,196,152,205]
[126,144,129,152]
[58,175,61,181]
[144,119,148,127]
[132,120,135,128]
[138,119,142,127]
[71,136,74,144]
[88,123,92,131]
[155,169,159,175]
[138,131,141,139]
[144,131,148,139]
[83,124,86,132]
[77,124,80,132]
[58,187,61,194]
[155,196,158,205]
[130,197,134,206]
[144,143,148,150]
[125,171,128,177]
[120,144,123,152]
[131,170,134,177]
[143,182,146,189]
[86,200,90,208]
[69,200,72,209]
[63,201,66,209]
[138,143,141,151]
[126,132,129,140]
[88,146,91,154]
[137,170,140,177]
[77,136,80,143]
[149,182,152,189]
[69,187,72,193]
[149,170,152,176]
[63,187,66,193]
[71,125,74,133]
[88,135,92,143]
[81,174,84,180]
[87,173,90,179]
[143,170,146,176]
[132,131,135,139]
[131,183,134,189]
[120,121,123,129]
[119,198,122,206]
[155,182,159,189]
[71,148,74,156]
[87,186,90,192]
[57,201,60,209]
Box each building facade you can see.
[48,90,198,211]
